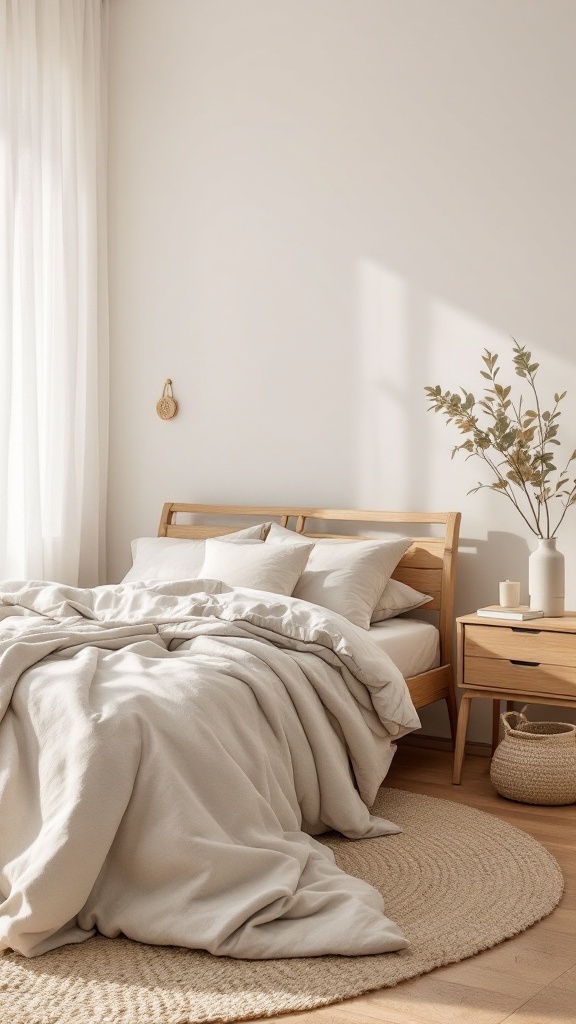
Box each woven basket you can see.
[490,707,576,805]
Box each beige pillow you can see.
[200,537,314,595]
[370,578,433,623]
[122,524,266,583]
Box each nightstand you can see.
[453,612,576,784]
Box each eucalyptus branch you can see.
[425,340,576,539]
[491,441,542,533]
[482,353,544,532]
[490,450,540,532]
[473,448,541,536]
[550,479,576,536]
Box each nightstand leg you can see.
[452,695,471,785]
[491,699,502,753]
[446,685,458,750]
[491,700,515,751]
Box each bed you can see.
[0,503,460,961]
[157,503,461,734]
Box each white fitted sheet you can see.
[368,618,440,678]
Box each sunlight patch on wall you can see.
[354,257,576,540]
[355,259,418,510]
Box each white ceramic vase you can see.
[529,538,565,617]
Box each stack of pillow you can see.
[122,522,432,630]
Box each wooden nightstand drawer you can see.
[464,655,576,699]
[465,624,576,668]
[454,612,576,785]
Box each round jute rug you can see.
[0,788,563,1024]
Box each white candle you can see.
[499,580,520,607]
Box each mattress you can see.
[368,618,440,678]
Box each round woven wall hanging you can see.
[156,379,178,420]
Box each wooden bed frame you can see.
[158,503,461,741]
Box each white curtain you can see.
[0,0,109,586]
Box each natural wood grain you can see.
[500,962,576,1023]
[405,665,449,708]
[464,655,576,697]
[392,567,443,608]
[353,977,522,1024]
[465,623,576,667]
[454,615,576,783]
[458,612,576,633]
[293,509,455,525]
[256,748,576,1024]
[453,694,471,784]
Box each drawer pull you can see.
[509,659,540,667]
[511,627,542,635]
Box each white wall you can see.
[107,0,576,741]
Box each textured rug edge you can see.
[0,790,566,1024]
[213,794,566,1023]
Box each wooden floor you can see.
[261,746,576,1024]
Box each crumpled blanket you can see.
[0,579,420,959]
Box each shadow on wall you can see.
[457,532,532,612]
[355,258,433,512]
[353,258,552,509]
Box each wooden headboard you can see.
[158,504,461,717]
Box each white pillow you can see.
[264,522,306,545]
[200,538,314,595]
[264,524,409,628]
[122,524,266,583]
[264,524,412,626]
[370,578,433,623]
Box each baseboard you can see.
[399,733,492,758]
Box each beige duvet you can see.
[0,579,420,959]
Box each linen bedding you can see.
[366,619,440,678]
[0,579,420,960]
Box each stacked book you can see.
[476,605,544,621]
